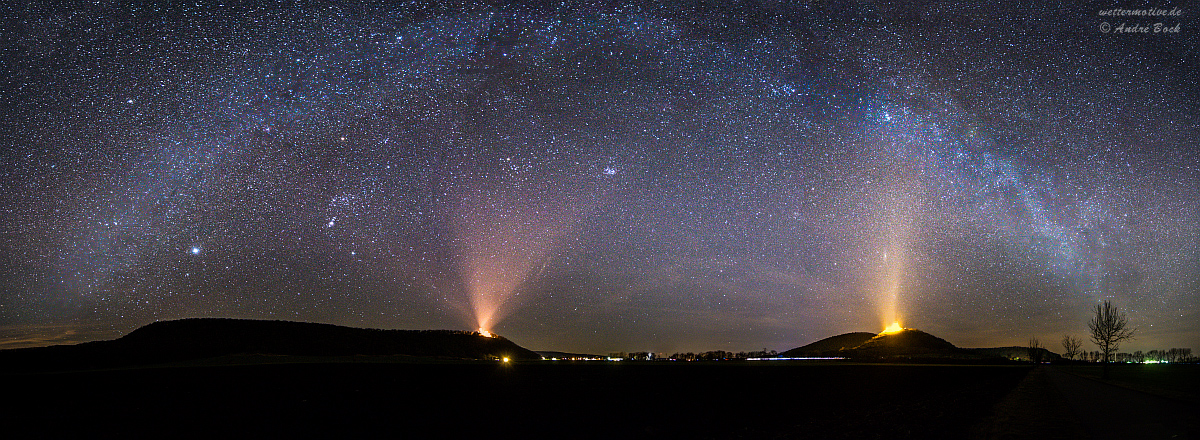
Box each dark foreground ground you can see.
[1057,364,1200,404]
[4,359,1029,438]
[977,364,1200,440]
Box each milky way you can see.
[2,1,1197,353]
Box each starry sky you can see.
[2,1,1197,355]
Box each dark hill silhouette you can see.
[848,329,961,357]
[0,318,540,372]
[780,332,876,357]
[781,328,1025,362]
[964,346,1062,362]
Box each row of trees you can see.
[1059,347,1194,363]
[610,350,782,361]
[665,350,778,361]
[1050,300,1195,378]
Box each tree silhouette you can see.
[1027,338,1044,364]
[1088,300,1136,379]
[1061,335,1082,360]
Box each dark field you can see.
[4,360,1031,438]
[1056,363,1200,404]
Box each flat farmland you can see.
[4,361,1031,438]
[1055,363,1200,404]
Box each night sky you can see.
[2,1,1197,355]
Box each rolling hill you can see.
[964,346,1063,362]
[779,332,877,357]
[782,328,1042,362]
[0,318,541,372]
[849,329,960,357]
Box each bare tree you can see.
[1027,338,1045,364]
[1088,300,1136,378]
[1061,335,1083,360]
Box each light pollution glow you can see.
[458,213,565,333]
[880,226,905,331]
[450,166,605,334]
[877,184,914,334]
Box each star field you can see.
[1,1,1197,354]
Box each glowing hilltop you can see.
[881,321,904,334]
